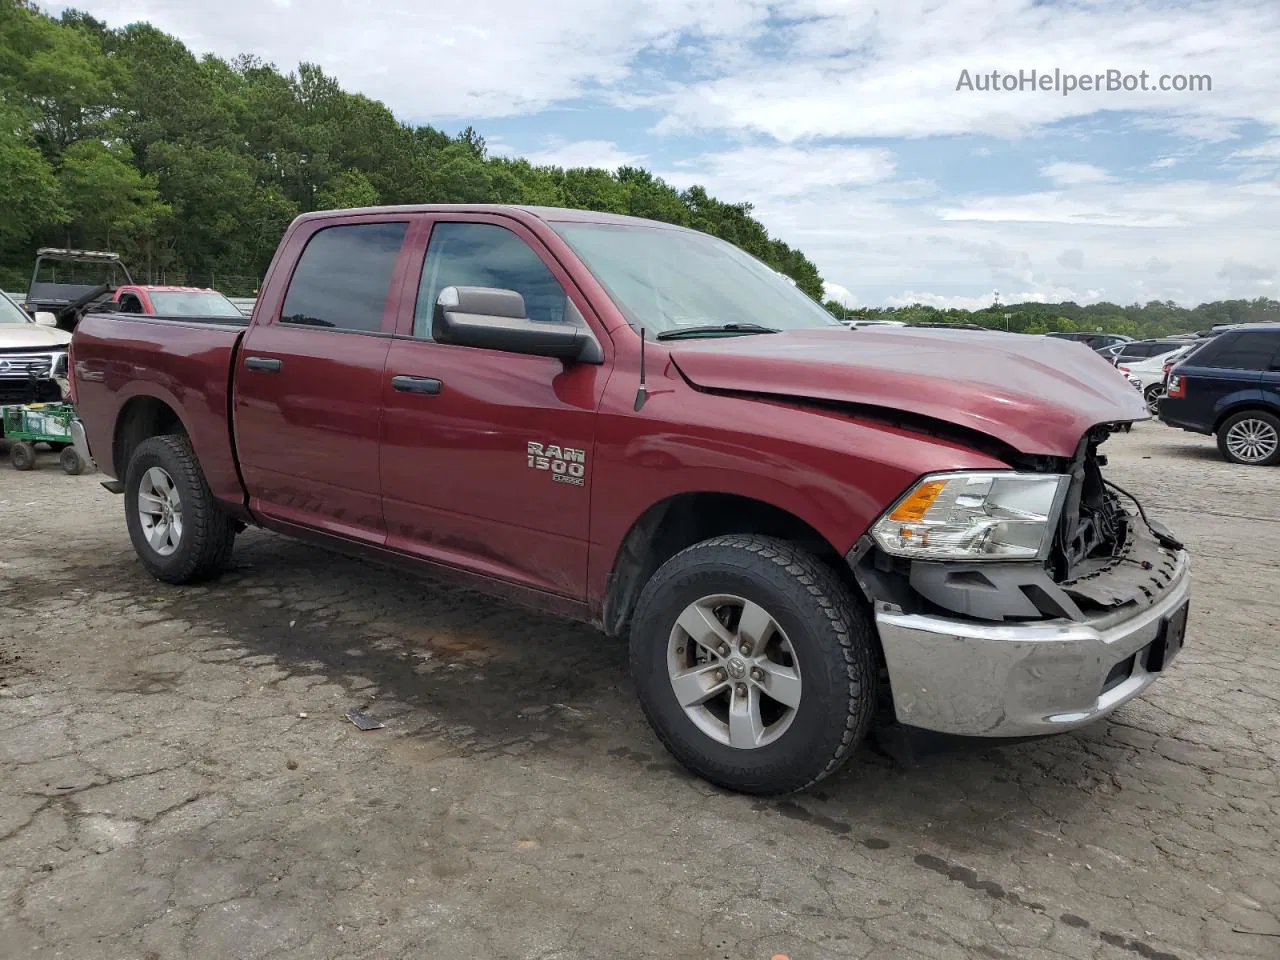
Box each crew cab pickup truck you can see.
[68,204,1191,795]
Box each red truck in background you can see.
[67,204,1191,795]
[109,284,246,319]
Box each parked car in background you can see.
[111,285,246,319]
[1159,325,1280,465]
[0,289,69,408]
[68,203,1183,796]
[1097,338,1189,367]
[1047,331,1133,350]
[1118,344,1197,411]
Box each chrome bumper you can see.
[875,550,1191,737]
[70,417,96,469]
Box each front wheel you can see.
[123,435,237,583]
[1217,410,1280,466]
[629,535,877,795]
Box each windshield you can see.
[148,291,244,318]
[550,222,844,336]
[0,293,32,324]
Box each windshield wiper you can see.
[655,323,780,341]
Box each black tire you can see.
[629,535,877,796]
[123,434,236,584]
[59,447,84,475]
[1216,410,1280,466]
[10,442,36,471]
[1143,384,1163,413]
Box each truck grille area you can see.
[1050,427,1128,584]
[0,349,68,406]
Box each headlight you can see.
[872,472,1068,561]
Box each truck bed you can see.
[71,311,250,512]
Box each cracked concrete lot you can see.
[1,423,1277,960]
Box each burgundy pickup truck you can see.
[68,204,1190,795]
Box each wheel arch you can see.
[599,490,860,640]
[1213,401,1280,434]
[113,393,186,481]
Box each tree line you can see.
[0,1,824,297]
[822,297,1280,339]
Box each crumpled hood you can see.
[0,324,71,349]
[667,326,1148,457]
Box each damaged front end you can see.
[855,422,1191,739]
[850,423,1185,624]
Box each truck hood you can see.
[0,324,71,349]
[666,327,1148,457]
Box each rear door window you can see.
[1199,332,1280,371]
[280,222,409,332]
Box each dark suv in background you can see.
[1159,325,1280,465]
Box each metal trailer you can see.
[1,402,85,473]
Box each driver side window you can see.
[413,222,569,339]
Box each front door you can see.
[379,215,610,597]
[233,216,416,543]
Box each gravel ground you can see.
[0,422,1277,960]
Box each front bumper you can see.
[875,549,1190,737]
[70,417,96,469]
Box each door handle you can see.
[391,375,442,395]
[245,356,282,372]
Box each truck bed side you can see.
[71,311,250,517]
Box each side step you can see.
[100,480,124,494]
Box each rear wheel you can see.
[9,442,36,471]
[123,435,236,583]
[629,535,877,795]
[1216,410,1280,466]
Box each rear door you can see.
[1181,331,1272,422]
[378,214,611,597]
[232,215,418,544]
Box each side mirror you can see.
[433,286,598,362]
[33,311,57,327]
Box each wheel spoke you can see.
[670,664,729,707]
[147,520,170,552]
[169,512,183,543]
[736,600,775,649]
[755,660,802,709]
[728,685,765,749]
[138,492,165,514]
[676,602,731,655]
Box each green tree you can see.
[58,139,168,248]
[316,168,379,209]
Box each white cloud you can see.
[516,138,646,170]
[646,2,1280,143]
[823,281,856,306]
[1229,139,1280,160]
[664,144,897,199]
[1040,162,1111,186]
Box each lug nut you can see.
[719,643,730,656]
[739,642,753,656]
[715,669,726,682]
[750,667,764,682]
[736,684,747,697]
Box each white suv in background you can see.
[0,290,70,407]
[1118,344,1196,412]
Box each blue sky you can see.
[60,0,1280,308]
